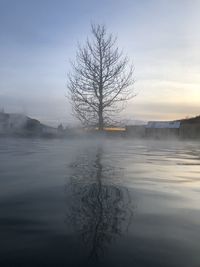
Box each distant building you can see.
[125,121,181,139]
[146,121,181,129]
[0,112,58,137]
[146,121,180,139]
[0,112,28,134]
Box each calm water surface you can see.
[0,138,200,267]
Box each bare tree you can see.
[67,24,134,130]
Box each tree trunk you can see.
[68,24,134,129]
[98,104,103,131]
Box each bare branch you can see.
[67,24,135,130]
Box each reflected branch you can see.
[66,146,133,262]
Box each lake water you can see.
[0,137,200,267]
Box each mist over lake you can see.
[1,0,200,265]
[0,137,200,267]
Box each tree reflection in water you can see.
[66,146,133,262]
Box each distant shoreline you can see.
[1,112,200,140]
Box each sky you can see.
[0,0,200,126]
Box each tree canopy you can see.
[68,24,134,130]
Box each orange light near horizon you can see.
[104,127,126,131]
[92,127,126,132]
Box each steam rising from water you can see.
[0,138,200,266]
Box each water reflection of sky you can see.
[0,138,200,266]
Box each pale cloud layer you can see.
[0,0,199,126]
